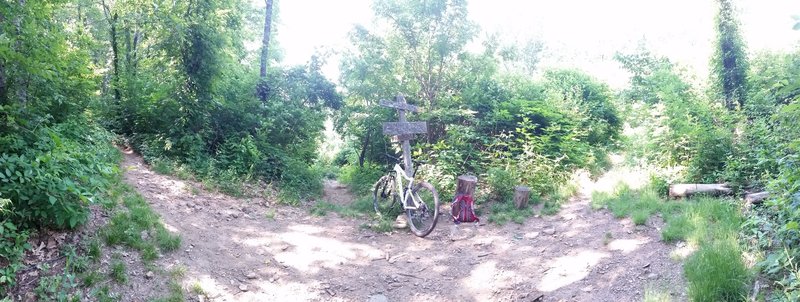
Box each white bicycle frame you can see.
[393,164,420,210]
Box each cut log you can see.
[668,184,732,198]
[744,192,769,204]
[514,186,531,209]
[455,175,478,197]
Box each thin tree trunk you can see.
[110,12,121,103]
[0,6,6,103]
[101,0,121,104]
[15,0,27,105]
[0,62,6,105]
[257,0,273,102]
[131,30,140,75]
[358,129,372,168]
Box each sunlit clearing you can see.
[462,260,519,300]
[537,250,609,292]
[240,223,383,274]
[607,238,650,253]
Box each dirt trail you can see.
[120,153,687,302]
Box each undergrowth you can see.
[591,181,749,301]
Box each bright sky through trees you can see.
[270,0,800,87]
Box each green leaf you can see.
[786,221,799,231]
[48,195,56,205]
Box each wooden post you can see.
[514,186,531,209]
[455,175,477,197]
[380,94,427,177]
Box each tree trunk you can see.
[0,11,5,104]
[131,30,140,75]
[257,0,273,102]
[358,129,371,168]
[110,12,121,103]
[0,60,6,104]
[744,192,769,204]
[455,175,477,197]
[14,0,27,105]
[514,186,531,209]
[668,184,732,198]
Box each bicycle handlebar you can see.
[384,153,427,165]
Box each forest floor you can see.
[117,152,688,302]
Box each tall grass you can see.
[590,182,750,301]
[591,183,661,225]
[685,239,749,301]
[664,198,748,301]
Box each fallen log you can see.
[744,191,769,204]
[668,184,732,198]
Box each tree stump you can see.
[455,175,477,197]
[514,186,531,209]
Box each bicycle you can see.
[372,155,440,237]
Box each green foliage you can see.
[662,214,693,243]
[0,215,30,295]
[102,185,181,262]
[685,240,749,302]
[590,183,662,224]
[486,168,514,202]
[486,201,534,225]
[711,0,749,110]
[91,286,118,302]
[663,197,742,245]
[643,285,673,302]
[746,51,800,117]
[32,245,94,302]
[338,164,385,196]
[311,196,375,219]
[109,256,127,284]
[0,120,120,229]
[81,271,102,288]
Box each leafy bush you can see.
[486,167,514,202]
[0,214,30,294]
[338,163,385,196]
[277,159,324,204]
[0,119,120,229]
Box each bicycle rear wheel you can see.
[406,181,440,237]
[373,175,399,216]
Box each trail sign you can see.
[380,94,427,176]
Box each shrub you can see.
[0,120,120,229]
[0,216,30,294]
[277,159,323,204]
[486,167,514,202]
[338,163,385,197]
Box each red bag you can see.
[451,194,479,223]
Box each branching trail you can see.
[121,152,687,302]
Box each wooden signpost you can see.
[380,94,427,177]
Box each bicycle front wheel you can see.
[407,181,440,237]
[373,175,399,216]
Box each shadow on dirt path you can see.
[120,152,687,302]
